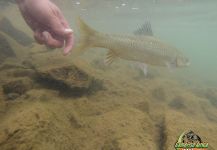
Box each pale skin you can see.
[15,0,74,55]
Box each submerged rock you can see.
[9,69,36,78]
[193,88,217,108]
[168,96,186,110]
[2,78,33,99]
[152,87,166,101]
[204,88,217,107]
[200,102,217,123]
[102,139,121,150]
[34,64,103,97]
[6,93,20,100]
[0,17,33,46]
[134,101,150,114]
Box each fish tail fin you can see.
[73,17,97,54]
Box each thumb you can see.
[63,34,75,55]
[48,16,73,37]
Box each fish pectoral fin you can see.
[104,50,118,65]
[137,63,148,77]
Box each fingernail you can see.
[64,28,73,33]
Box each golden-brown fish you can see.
[75,18,190,70]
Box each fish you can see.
[74,17,190,71]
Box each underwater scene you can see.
[0,0,216,149]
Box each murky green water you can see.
[65,0,217,83]
[0,0,216,150]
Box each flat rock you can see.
[2,78,34,100]
[35,64,103,97]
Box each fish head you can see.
[175,55,190,67]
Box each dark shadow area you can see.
[34,65,104,98]
[0,34,16,64]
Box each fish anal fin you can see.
[104,50,117,65]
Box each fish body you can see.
[75,18,190,68]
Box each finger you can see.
[63,34,75,55]
[42,31,64,48]
[50,2,70,28]
[48,18,73,41]
[49,5,75,54]
[47,2,73,37]
[34,31,45,44]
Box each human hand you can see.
[16,0,74,55]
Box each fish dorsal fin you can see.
[134,20,153,36]
[104,50,117,65]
